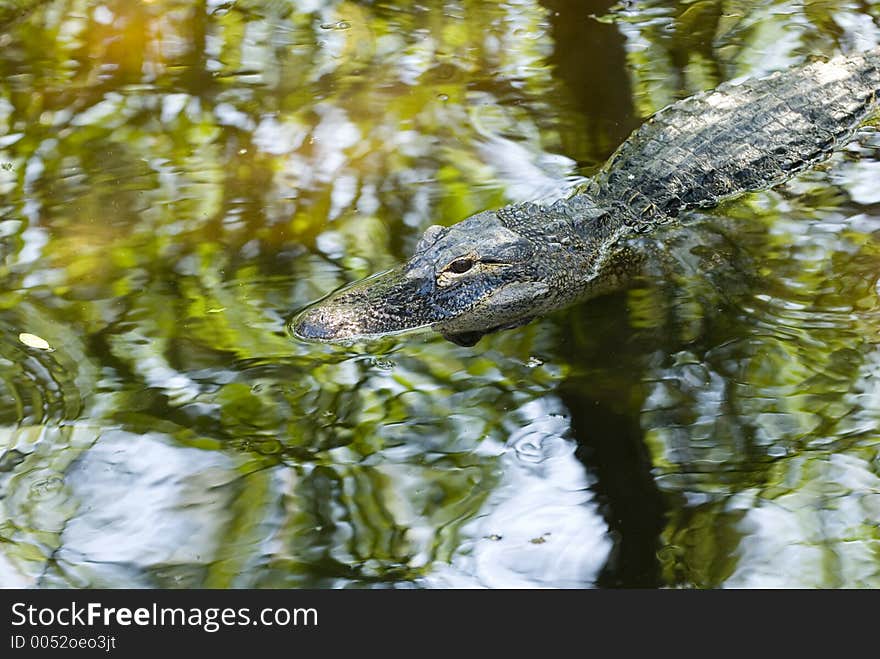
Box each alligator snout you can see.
[289,266,436,342]
[291,307,335,341]
[291,299,384,342]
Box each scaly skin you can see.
[292,50,880,346]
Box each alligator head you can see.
[291,197,618,345]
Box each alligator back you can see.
[591,50,880,230]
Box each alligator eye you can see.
[447,258,474,274]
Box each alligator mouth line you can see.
[289,311,434,343]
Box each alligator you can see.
[292,49,880,346]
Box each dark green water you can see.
[1,0,880,588]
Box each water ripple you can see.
[0,305,90,426]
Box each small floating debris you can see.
[320,20,351,30]
[18,333,53,351]
[370,357,395,370]
[529,532,552,545]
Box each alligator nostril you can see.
[292,309,333,340]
